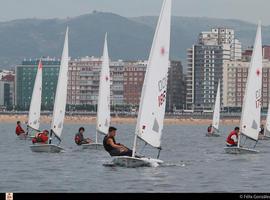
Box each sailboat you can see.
[18,60,43,140]
[259,102,270,140]
[112,0,171,167]
[206,80,220,137]
[30,27,69,153]
[224,22,262,154]
[82,34,110,150]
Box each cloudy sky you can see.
[0,0,269,25]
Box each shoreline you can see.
[0,114,246,125]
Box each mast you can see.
[132,0,171,154]
[49,27,69,143]
[238,21,262,146]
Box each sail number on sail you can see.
[158,77,167,107]
[255,89,261,108]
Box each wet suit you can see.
[103,135,132,157]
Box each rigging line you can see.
[254,140,258,148]
[157,147,162,159]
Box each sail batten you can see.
[28,60,42,133]
[135,0,171,148]
[240,22,262,141]
[96,33,111,136]
[50,28,69,139]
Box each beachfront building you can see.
[68,57,125,109]
[15,58,60,110]
[0,74,15,109]
[123,61,147,107]
[68,56,102,106]
[15,56,186,112]
[223,59,270,111]
[166,61,186,112]
[186,27,242,110]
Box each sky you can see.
[0,0,269,25]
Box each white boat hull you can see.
[81,143,104,150]
[30,144,64,153]
[224,147,259,154]
[206,132,220,137]
[112,156,163,168]
[258,135,270,140]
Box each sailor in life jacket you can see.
[74,127,93,145]
[207,124,213,134]
[15,121,25,136]
[32,130,49,144]
[226,127,240,147]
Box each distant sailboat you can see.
[112,0,171,167]
[259,102,270,140]
[19,60,43,140]
[224,22,262,154]
[206,80,220,137]
[82,34,111,150]
[30,27,69,153]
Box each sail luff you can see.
[239,22,262,141]
[212,80,220,131]
[28,60,42,132]
[50,27,69,139]
[96,33,111,136]
[134,0,171,148]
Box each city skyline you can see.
[0,0,269,25]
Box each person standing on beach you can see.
[74,127,93,145]
[15,121,25,136]
[103,126,133,157]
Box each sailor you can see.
[74,127,93,145]
[103,126,133,157]
[15,121,25,136]
[226,127,240,147]
[207,124,213,134]
[259,124,264,136]
[32,130,49,144]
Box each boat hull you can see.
[112,156,163,168]
[30,144,64,153]
[224,147,259,154]
[81,143,104,150]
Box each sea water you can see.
[0,122,270,192]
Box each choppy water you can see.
[1,122,270,192]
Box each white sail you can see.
[265,102,270,136]
[28,60,42,131]
[135,0,171,148]
[240,22,262,141]
[212,80,220,131]
[51,28,69,139]
[96,33,111,135]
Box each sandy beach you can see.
[0,114,245,125]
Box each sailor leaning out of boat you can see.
[32,130,49,144]
[226,127,240,147]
